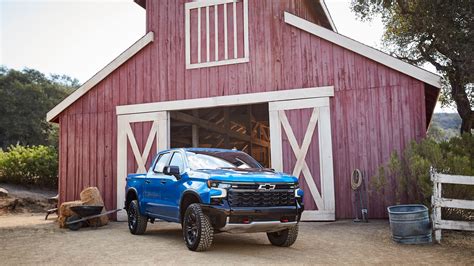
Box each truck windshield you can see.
[186,151,262,170]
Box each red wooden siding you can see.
[58,0,429,218]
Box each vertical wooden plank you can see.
[269,108,282,172]
[243,0,249,58]
[223,3,228,60]
[90,112,97,187]
[319,105,335,217]
[82,114,90,189]
[270,0,282,90]
[105,111,114,211]
[176,1,186,100]
[75,115,83,197]
[185,6,191,67]
[59,115,68,205]
[116,115,128,221]
[67,114,75,202]
[197,7,202,63]
[214,4,219,61]
[232,0,237,59]
[96,112,105,204]
[206,5,210,62]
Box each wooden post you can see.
[192,110,199,147]
[432,169,442,243]
[247,105,253,156]
[224,108,230,148]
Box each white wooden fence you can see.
[431,169,474,243]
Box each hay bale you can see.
[58,200,83,228]
[79,187,108,226]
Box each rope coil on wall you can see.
[351,169,362,190]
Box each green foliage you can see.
[351,0,473,133]
[0,66,78,149]
[372,134,474,219]
[0,144,58,188]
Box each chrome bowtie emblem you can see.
[258,184,275,190]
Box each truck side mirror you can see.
[163,166,181,179]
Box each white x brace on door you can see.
[269,97,335,221]
[116,111,169,221]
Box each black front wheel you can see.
[182,203,214,251]
[267,225,299,247]
[127,200,147,235]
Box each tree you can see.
[351,0,473,134]
[0,66,78,149]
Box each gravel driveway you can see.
[1,214,472,265]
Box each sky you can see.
[0,0,452,112]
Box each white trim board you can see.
[46,31,155,122]
[319,0,337,32]
[284,12,441,88]
[116,86,335,115]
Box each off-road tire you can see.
[182,203,214,251]
[127,200,147,235]
[267,224,299,247]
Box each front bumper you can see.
[221,217,297,233]
[201,200,304,233]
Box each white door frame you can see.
[115,86,334,221]
[269,98,335,221]
[116,111,169,221]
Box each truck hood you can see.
[194,169,298,183]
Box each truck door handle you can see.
[145,180,151,184]
[160,180,167,184]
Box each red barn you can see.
[47,0,440,221]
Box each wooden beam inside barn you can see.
[170,110,269,148]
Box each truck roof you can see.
[161,147,243,153]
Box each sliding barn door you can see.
[116,111,169,221]
[269,98,335,221]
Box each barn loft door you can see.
[116,111,169,221]
[269,98,335,221]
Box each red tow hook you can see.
[242,218,250,224]
[281,218,289,223]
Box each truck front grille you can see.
[228,190,296,207]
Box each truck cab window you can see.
[169,152,184,173]
[153,152,171,173]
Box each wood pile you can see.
[58,187,109,228]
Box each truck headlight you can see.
[207,181,231,189]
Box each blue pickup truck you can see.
[125,148,304,251]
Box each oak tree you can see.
[351,0,473,133]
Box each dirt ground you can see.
[1,214,472,265]
[0,183,56,215]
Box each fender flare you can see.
[125,187,139,209]
[179,190,202,220]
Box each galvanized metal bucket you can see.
[387,204,432,244]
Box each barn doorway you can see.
[115,86,336,222]
[169,103,270,167]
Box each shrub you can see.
[372,134,474,220]
[0,144,58,188]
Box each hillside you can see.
[429,113,461,140]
